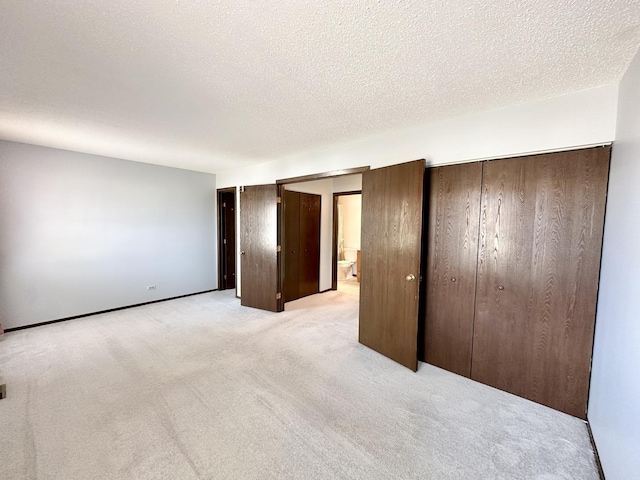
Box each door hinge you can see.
[276,245,281,252]
[240,186,245,193]
[223,274,227,280]
[222,202,226,208]
[276,196,282,204]
[223,238,227,244]
[276,293,282,300]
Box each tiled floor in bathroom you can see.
[337,275,360,296]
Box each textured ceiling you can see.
[1,1,639,173]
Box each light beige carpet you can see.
[0,290,598,479]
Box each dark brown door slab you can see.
[471,147,610,418]
[359,159,425,371]
[283,190,321,302]
[283,190,301,302]
[240,185,279,312]
[218,190,236,290]
[424,162,483,377]
[299,193,321,298]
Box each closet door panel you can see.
[283,190,301,302]
[472,147,610,418]
[424,162,483,377]
[299,193,321,298]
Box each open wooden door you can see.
[359,159,425,371]
[240,184,281,312]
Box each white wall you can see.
[333,174,362,193]
[0,140,217,329]
[217,85,617,188]
[588,49,640,480]
[285,179,333,293]
[338,194,362,253]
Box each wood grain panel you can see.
[240,185,279,312]
[359,159,425,371]
[424,162,483,377]
[471,147,610,418]
[283,190,300,302]
[299,192,321,298]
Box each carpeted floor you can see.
[0,290,598,479]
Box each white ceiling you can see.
[1,1,639,174]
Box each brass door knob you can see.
[498,285,505,291]
[406,274,416,281]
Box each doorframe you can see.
[332,190,362,290]
[217,187,237,296]
[276,166,370,185]
[275,166,370,310]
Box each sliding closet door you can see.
[240,184,280,312]
[472,147,610,418]
[299,193,321,298]
[424,162,483,377]
[359,159,425,371]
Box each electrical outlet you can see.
[147,285,156,291]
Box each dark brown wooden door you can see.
[283,190,321,302]
[424,162,483,377]
[471,147,610,418]
[299,193,321,297]
[218,190,236,290]
[359,159,425,371]
[283,190,301,303]
[240,184,279,312]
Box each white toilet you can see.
[337,260,354,280]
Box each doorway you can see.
[332,191,362,296]
[275,169,368,309]
[217,188,236,292]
